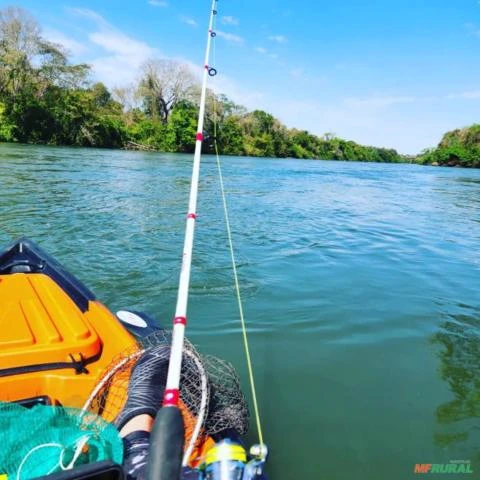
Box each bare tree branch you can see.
[137,58,198,123]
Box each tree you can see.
[90,82,111,108]
[167,100,198,152]
[0,7,89,102]
[416,124,480,167]
[323,132,336,141]
[112,84,138,127]
[137,59,198,123]
[216,116,244,155]
[216,94,247,118]
[0,6,92,143]
[0,7,39,101]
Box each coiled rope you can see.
[210,15,265,447]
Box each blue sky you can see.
[2,0,480,153]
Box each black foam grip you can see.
[146,406,185,480]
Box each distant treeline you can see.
[1,7,478,167]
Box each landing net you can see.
[82,330,249,466]
[0,402,122,479]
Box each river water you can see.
[1,143,479,479]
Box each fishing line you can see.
[211,18,265,447]
[16,435,90,480]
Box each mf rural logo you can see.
[414,461,474,474]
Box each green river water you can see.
[1,143,479,479]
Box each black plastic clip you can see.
[208,67,218,77]
[70,353,89,375]
[211,31,217,37]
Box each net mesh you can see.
[0,402,123,479]
[203,354,249,436]
[83,330,249,464]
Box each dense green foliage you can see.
[0,6,405,163]
[417,125,480,168]
[209,108,403,162]
[0,8,126,147]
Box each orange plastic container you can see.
[0,273,138,408]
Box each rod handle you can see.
[146,406,184,480]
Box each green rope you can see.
[211,26,265,446]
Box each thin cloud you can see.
[43,28,87,56]
[221,15,239,26]
[67,7,109,28]
[268,35,288,44]
[255,46,281,63]
[181,16,198,27]
[447,90,480,99]
[69,7,154,57]
[67,8,159,87]
[214,74,264,110]
[216,30,244,43]
[343,95,415,109]
[89,31,155,58]
[148,0,168,6]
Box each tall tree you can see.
[0,7,39,101]
[137,58,197,123]
[0,7,89,102]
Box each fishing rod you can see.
[146,1,218,479]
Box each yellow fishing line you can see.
[211,27,265,446]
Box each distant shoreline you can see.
[2,141,478,169]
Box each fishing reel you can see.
[200,440,268,480]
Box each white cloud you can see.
[254,46,282,63]
[446,90,480,99]
[43,28,87,56]
[213,74,264,110]
[67,8,109,28]
[148,0,168,6]
[268,35,288,44]
[181,16,198,27]
[216,30,244,43]
[221,16,239,26]
[343,95,415,109]
[67,8,159,87]
[89,31,154,58]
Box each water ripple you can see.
[1,145,480,480]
